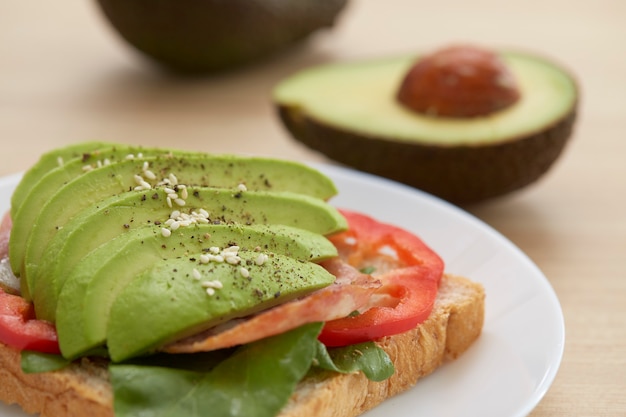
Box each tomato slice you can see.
[319,210,444,347]
[0,288,60,354]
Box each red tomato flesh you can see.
[0,288,60,354]
[319,210,444,347]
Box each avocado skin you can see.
[278,105,576,204]
[96,0,348,73]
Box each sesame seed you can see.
[225,255,240,265]
[57,156,64,167]
[209,247,220,254]
[142,161,149,171]
[206,288,215,296]
[174,198,186,207]
[167,192,179,200]
[237,183,247,192]
[140,181,152,190]
[255,253,269,266]
[164,187,176,194]
[240,267,250,278]
[170,210,181,219]
[134,175,145,185]
[181,188,189,199]
[199,254,211,264]
[192,268,202,280]
[82,165,93,172]
[199,209,209,218]
[201,280,223,289]
[170,221,180,231]
[223,245,240,254]
[125,154,135,160]
[144,170,156,180]
[169,173,178,186]
[166,197,172,208]
[161,228,172,237]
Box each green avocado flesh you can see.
[12,143,339,294]
[9,143,346,361]
[107,251,334,362]
[30,186,346,320]
[10,142,110,216]
[56,222,337,359]
[274,52,576,145]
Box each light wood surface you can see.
[1,1,625,416]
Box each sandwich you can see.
[0,142,485,417]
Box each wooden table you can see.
[1,1,624,416]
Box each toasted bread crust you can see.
[280,274,485,417]
[0,274,484,417]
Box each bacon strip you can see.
[163,258,382,353]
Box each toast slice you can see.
[0,274,484,417]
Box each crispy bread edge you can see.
[279,274,485,417]
[0,274,484,417]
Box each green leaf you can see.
[20,351,71,373]
[314,341,395,382]
[359,266,376,274]
[110,323,323,417]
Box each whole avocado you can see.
[95,0,349,73]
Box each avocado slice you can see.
[10,143,156,276]
[14,151,339,293]
[10,141,110,217]
[30,185,346,319]
[56,222,337,359]
[95,0,348,73]
[273,51,578,204]
[11,144,338,278]
[106,251,334,362]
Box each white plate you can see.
[0,165,564,417]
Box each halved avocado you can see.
[96,0,348,73]
[273,51,578,204]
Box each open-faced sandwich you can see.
[0,142,484,417]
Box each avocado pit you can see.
[397,45,521,118]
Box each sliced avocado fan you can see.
[9,142,347,363]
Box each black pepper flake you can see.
[141,194,147,201]
[274,291,281,299]
[152,193,159,200]
[123,224,130,229]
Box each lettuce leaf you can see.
[21,350,71,373]
[110,323,323,417]
[22,323,395,417]
[314,340,395,382]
